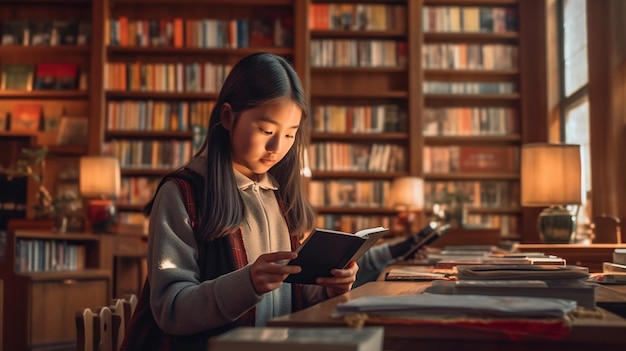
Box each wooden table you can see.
[268,282,626,351]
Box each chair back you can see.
[76,306,121,351]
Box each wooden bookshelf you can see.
[306,0,414,234]
[1,0,549,238]
[101,0,303,225]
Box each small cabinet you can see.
[28,272,110,349]
[1,227,111,351]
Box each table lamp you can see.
[521,143,582,243]
[79,156,121,233]
[387,176,424,235]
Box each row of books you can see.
[107,17,292,48]
[1,20,90,46]
[422,6,517,33]
[308,180,391,209]
[423,107,518,136]
[103,140,193,170]
[422,43,518,70]
[1,63,84,91]
[104,62,231,93]
[309,3,405,32]
[311,104,406,133]
[424,180,520,209]
[423,81,516,94]
[463,214,519,237]
[15,239,86,273]
[118,177,160,206]
[309,142,406,173]
[106,100,209,132]
[423,145,520,174]
[314,214,393,235]
[310,39,406,68]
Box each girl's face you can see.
[221,97,302,180]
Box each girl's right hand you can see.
[249,251,302,294]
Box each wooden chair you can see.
[123,293,138,317]
[76,306,120,351]
[76,294,139,351]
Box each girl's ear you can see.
[220,103,233,130]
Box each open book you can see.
[285,226,388,285]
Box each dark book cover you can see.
[1,20,28,45]
[29,21,52,46]
[77,21,91,45]
[51,20,79,45]
[285,227,388,285]
[56,63,79,90]
[35,63,58,90]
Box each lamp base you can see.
[537,206,576,243]
[86,199,118,233]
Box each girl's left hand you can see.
[316,261,358,298]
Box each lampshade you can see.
[79,156,121,198]
[387,176,424,211]
[521,143,581,243]
[521,143,582,206]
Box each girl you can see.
[122,52,358,350]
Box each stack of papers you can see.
[334,293,577,318]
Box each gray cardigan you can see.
[147,156,327,335]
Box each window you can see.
[560,0,591,224]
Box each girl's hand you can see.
[316,261,358,298]
[249,251,301,294]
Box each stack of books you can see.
[210,327,385,351]
[599,248,626,283]
[428,246,566,269]
[426,264,597,309]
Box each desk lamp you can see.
[387,176,424,235]
[521,143,581,243]
[79,156,121,233]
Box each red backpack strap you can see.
[169,177,198,229]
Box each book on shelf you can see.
[285,226,388,285]
[1,20,29,45]
[1,64,34,91]
[34,63,79,90]
[210,327,384,351]
[29,21,53,46]
[50,20,79,46]
[10,104,42,132]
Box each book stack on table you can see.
[425,264,597,309]
[427,246,566,269]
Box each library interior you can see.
[1,0,626,350]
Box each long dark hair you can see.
[193,52,315,241]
